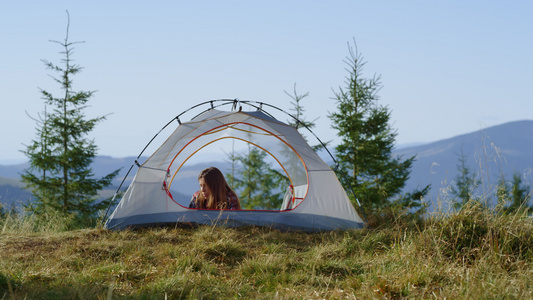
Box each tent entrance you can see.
[165,121,308,211]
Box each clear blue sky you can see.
[1,1,532,164]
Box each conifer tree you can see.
[496,175,510,207]
[284,83,329,151]
[285,83,313,131]
[21,12,119,223]
[0,203,5,219]
[508,173,531,212]
[328,40,427,212]
[451,150,480,209]
[226,146,288,210]
[496,172,531,213]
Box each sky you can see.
[1,1,532,165]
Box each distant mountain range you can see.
[395,120,533,210]
[2,120,532,211]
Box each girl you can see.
[189,167,241,210]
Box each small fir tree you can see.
[284,83,329,151]
[285,83,313,131]
[21,12,119,224]
[0,203,5,219]
[496,175,510,208]
[508,172,531,212]
[328,40,427,213]
[451,150,480,209]
[227,146,288,210]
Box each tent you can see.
[104,100,365,231]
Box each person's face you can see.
[199,178,211,198]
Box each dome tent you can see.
[104,100,365,231]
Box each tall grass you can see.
[1,210,76,234]
[1,202,532,299]
[0,205,109,235]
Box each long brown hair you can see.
[195,167,240,209]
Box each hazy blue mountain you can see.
[0,156,142,210]
[394,120,533,210]
[0,156,216,210]
[0,176,32,210]
[2,120,532,212]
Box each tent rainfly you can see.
[104,100,365,231]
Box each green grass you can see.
[1,204,533,299]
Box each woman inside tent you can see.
[189,167,241,210]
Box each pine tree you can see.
[0,203,5,219]
[496,175,510,208]
[285,83,313,130]
[227,147,288,210]
[328,40,427,212]
[284,83,328,151]
[21,12,119,224]
[507,173,531,212]
[451,150,480,209]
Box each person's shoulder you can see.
[227,192,240,209]
[189,191,201,208]
[227,191,238,201]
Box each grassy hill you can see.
[1,204,532,299]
